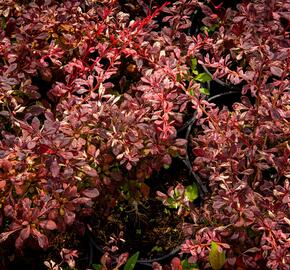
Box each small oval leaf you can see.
[185,183,199,202]
[209,241,226,270]
[82,188,100,198]
[195,72,212,83]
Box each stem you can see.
[201,63,241,91]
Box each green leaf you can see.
[209,241,226,270]
[1,17,6,30]
[151,246,163,253]
[167,198,179,209]
[92,264,102,270]
[185,183,198,202]
[124,251,139,270]
[191,58,198,74]
[181,258,199,270]
[200,26,209,32]
[199,87,210,95]
[195,73,212,83]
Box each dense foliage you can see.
[0,0,289,269]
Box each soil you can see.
[88,158,191,261]
[90,198,183,260]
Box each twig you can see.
[208,91,241,102]
[177,111,197,133]
[201,63,241,91]
[178,109,208,196]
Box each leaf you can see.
[92,264,102,270]
[270,66,283,77]
[82,165,98,177]
[199,87,210,95]
[31,117,40,131]
[124,251,139,270]
[170,257,182,270]
[15,226,31,249]
[185,183,199,202]
[0,180,6,189]
[39,220,57,230]
[174,184,185,197]
[50,159,60,178]
[194,73,212,83]
[191,58,198,74]
[98,82,105,96]
[167,198,179,209]
[140,183,150,198]
[209,241,226,270]
[82,188,100,198]
[181,258,199,270]
[31,228,49,249]
[115,252,129,269]
[64,209,76,225]
[0,229,20,244]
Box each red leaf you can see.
[0,160,12,172]
[116,252,129,268]
[38,144,56,154]
[171,257,182,270]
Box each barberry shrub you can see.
[0,0,289,270]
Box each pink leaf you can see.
[31,228,49,249]
[50,159,60,178]
[15,226,31,249]
[241,169,254,175]
[39,220,57,230]
[82,165,98,177]
[270,66,283,77]
[0,180,6,189]
[116,252,129,268]
[82,188,100,198]
[64,210,75,225]
[0,229,20,244]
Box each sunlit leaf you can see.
[209,241,226,270]
[195,73,212,83]
[185,183,198,202]
[191,58,198,74]
[199,87,210,95]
